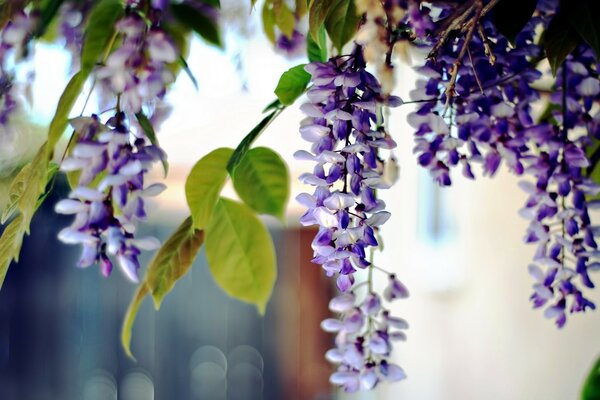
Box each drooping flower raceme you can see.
[56,113,165,281]
[96,12,178,113]
[0,10,36,126]
[296,46,408,392]
[56,3,178,280]
[403,1,600,327]
[520,51,600,327]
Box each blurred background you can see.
[0,1,599,399]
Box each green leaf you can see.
[171,3,222,47]
[232,147,289,220]
[186,148,234,229]
[0,215,26,289]
[0,144,59,291]
[274,64,311,105]
[491,0,537,44]
[273,0,295,38]
[544,10,581,76]
[262,0,277,43]
[2,163,33,224]
[135,111,168,176]
[33,0,65,39]
[80,0,123,72]
[582,355,600,400]
[146,217,205,308]
[324,0,359,51]
[296,0,308,17]
[121,284,149,360]
[308,0,334,42]
[307,24,328,62]
[567,0,600,59]
[17,143,53,225]
[205,198,277,314]
[227,109,281,174]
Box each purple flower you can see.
[56,113,165,281]
[297,45,408,392]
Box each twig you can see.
[477,24,496,65]
[467,46,485,95]
[442,0,483,116]
[428,1,477,62]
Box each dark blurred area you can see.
[0,180,334,400]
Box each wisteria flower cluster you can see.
[521,51,600,327]
[296,46,408,392]
[56,113,165,281]
[55,2,176,281]
[403,1,600,327]
[3,0,600,394]
[97,9,177,113]
[0,10,35,126]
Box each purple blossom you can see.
[56,113,165,281]
[405,2,599,328]
[96,13,178,114]
[297,46,407,392]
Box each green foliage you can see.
[233,147,289,220]
[308,0,333,43]
[227,108,283,174]
[543,9,581,76]
[295,0,308,18]
[0,215,26,289]
[205,198,277,314]
[0,0,124,291]
[0,145,57,290]
[121,284,149,359]
[262,1,277,43]
[582,355,600,400]
[491,0,537,44]
[121,216,204,358]
[186,148,234,230]
[567,0,600,59]
[135,111,168,176]
[146,217,205,308]
[33,0,65,39]
[274,64,311,105]
[308,0,358,51]
[324,0,359,52]
[273,0,295,38]
[80,0,123,72]
[171,2,222,47]
[307,24,328,62]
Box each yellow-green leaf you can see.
[232,147,289,220]
[273,0,295,38]
[80,0,123,72]
[121,284,149,360]
[0,215,26,289]
[205,198,277,313]
[185,148,234,230]
[146,217,204,308]
[274,64,310,105]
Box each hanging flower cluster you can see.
[97,10,177,113]
[402,1,600,326]
[58,1,93,71]
[0,10,35,125]
[407,16,544,185]
[296,46,408,392]
[56,113,165,281]
[521,50,600,327]
[56,2,177,280]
